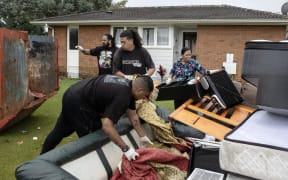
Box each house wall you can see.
[53,26,67,77]
[196,25,286,81]
[55,25,110,78]
[147,48,174,81]
[78,25,111,78]
[55,25,286,80]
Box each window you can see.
[112,26,170,47]
[113,27,124,45]
[157,27,169,45]
[127,27,138,31]
[143,28,154,46]
[69,27,78,50]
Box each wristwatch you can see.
[121,145,129,152]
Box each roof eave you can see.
[31,19,288,26]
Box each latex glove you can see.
[75,45,84,51]
[117,160,122,174]
[166,77,172,85]
[140,136,153,146]
[124,147,139,161]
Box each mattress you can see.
[242,41,288,116]
[219,110,288,180]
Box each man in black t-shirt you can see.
[77,34,118,75]
[113,29,155,79]
[41,75,154,161]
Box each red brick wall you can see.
[78,25,111,78]
[196,25,286,80]
[55,25,110,78]
[53,26,67,77]
[55,25,286,80]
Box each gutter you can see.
[31,19,288,26]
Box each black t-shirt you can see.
[112,47,155,75]
[90,46,118,75]
[70,75,135,123]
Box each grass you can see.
[0,78,173,179]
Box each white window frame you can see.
[113,27,124,46]
[157,27,170,46]
[111,26,172,48]
[142,27,155,46]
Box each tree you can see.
[88,0,112,10]
[110,0,127,9]
[0,0,127,34]
[0,0,46,34]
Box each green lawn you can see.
[0,78,173,179]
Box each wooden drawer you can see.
[169,97,255,140]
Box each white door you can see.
[67,26,79,78]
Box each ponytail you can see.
[120,29,143,48]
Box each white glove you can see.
[166,77,172,85]
[75,45,84,51]
[124,147,139,161]
[140,136,153,146]
[117,160,122,174]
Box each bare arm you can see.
[126,109,146,137]
[146,68,155,76]
[102,117,127,149]
[76,45,91,55]
[80,48,91,55]
[114,71,126,77]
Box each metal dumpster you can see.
[0,28,59,130]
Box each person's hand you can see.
[75,45,84,51]
[117,160,122,174]
[187,78,198,85]
[140,136,153,146]
[124,75,136,80]
[124,147,139,161]
[166,77,172,85]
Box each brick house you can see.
[31,5,288,80]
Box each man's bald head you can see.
[135,75,154,91]
[132,75,154,100]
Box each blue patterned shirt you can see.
[170,58,206,81]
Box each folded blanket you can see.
[111,148,189,180]
[136,100,191,151]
